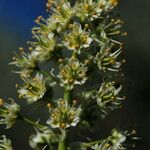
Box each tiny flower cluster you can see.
[101,0,118,11]
[35,0,119,35]
[0,135,13,150]
[10,50,38,76]
[47,99,82,129]
[18,73,46,103]
[30,32,56,62]
[50,1,74,32]
[75,0,118,21]
[29,127,58,149]
[94,45,123,72]
[75,0,102,21]
[34,1,74,33]
[0,99,20,129]
[91,129,126,150]
[63,23,93,53]
[58,58,88,90]
[93,82,124,114]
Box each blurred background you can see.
[0,0,150,149]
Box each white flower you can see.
[29,127,58,149]
[94,82,124,114]
[92,129,126,150]
[75,0,102,21]
[98,0,118,11]
[110,129,126,150]
[10,52,37,76]
[0,99,20,129]
[31,33,56,62]
[94,45,122,72]
[18,73,46,103]
[75,0,118,21]
[63,22,93,53]
[10,52,37,69]
[47,99,82,129]
[0,135,13,150]
[51,2,74,32]
[58,58,88,90]
[33,1,74,33]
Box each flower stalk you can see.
[58,130,69,150]
[63,89,72,105]
[58,89,72,150]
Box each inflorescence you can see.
[0,0,135,150]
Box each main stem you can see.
[58,89,72,150]
[58,130,69,150]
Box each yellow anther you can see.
[69,79,74,84]
[75,44,80,49]
[122,59,126,63]
[60,69,65,75]
[109,0,118,6]
[29,47,33,51]
[37,16,42,20]
[47,103,52,109]
[110,59,115,64]
[35,19,40,24]
[19,94,22,98]
[106,84,109,88]
[0,98,4,106]
[29,87,32,90]
[111,96,115,100]
[60,100,65,105]
[15,84,19,88]
[106,143,110,147]
[85,24,89,28]
[12,57,16,60]
[19,47,24,52]
[112,81,115,84]
[111,19,115,22]
[99,2,104,8]
[58,59,64,63]
[57,6,61,10]
[72,100,77,105]
[131,129,136,135]
[60,122,66,129]
[46,3,51,9]
[84,59,90,65]
[51,113,56,117]
[123,32,128,36]
[84,4,90,10]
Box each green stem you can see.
[58,131,69,150]
[37,70,60,83]
[58,89,72,150]
[23,117,46,129]
[81,139,104,148]
[63,89,72,105]
[72,51,78,58]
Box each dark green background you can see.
[0,0,150,149]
